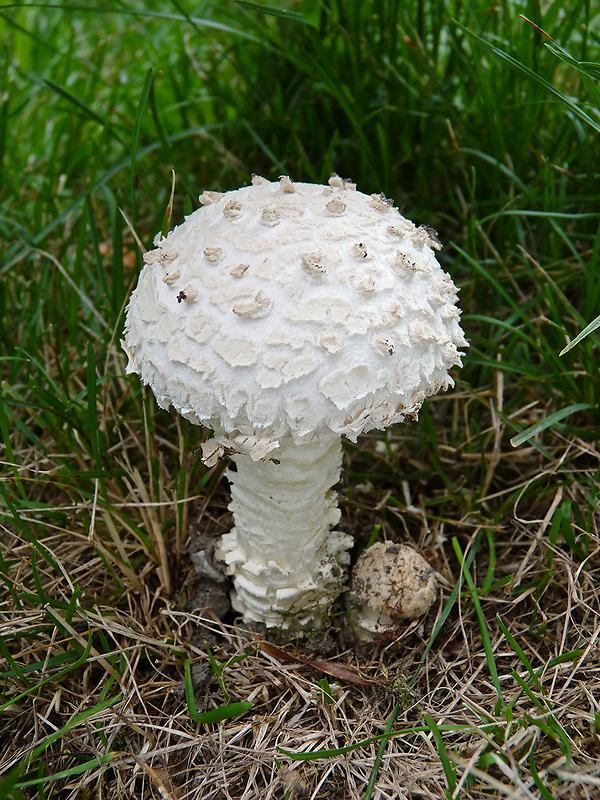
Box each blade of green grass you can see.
[42,79,105,127]
[424,713,457,797]
[560,313,600,355]
[497,615,543,694]
[363,704,400,800]
[455,22,600,135]
[3,694,122,790]
[130,68,153,224]
[414,529,484,681]
[86,343,100,469]
[510,403,594,447]
[0,635,33,689]
[14,752,118,789]
[0,4,260,40]
[234,0,314,26]
[277,721,500,761]
[529,751,557,800]
[183,659,253,724]
[0,485,60,569]
[452,537,504,713]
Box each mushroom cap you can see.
[123,177,467,459]
[350,542,437,639]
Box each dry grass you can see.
[2,345,599,800]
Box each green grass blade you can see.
[0,4,260,40]
[545,40,600,84]
[234,0,314,26]
[0,546,22,610]
[424,713,457,797]
[529,751,557,800]
[452,537,504,711]
[363,704,400,800]
[0,486,59,569]
[510,403,594,447]
[86,343,100,469]
[14,753,117,789]
[130,67,153,223]
[315,677,334,705]
[0,635,33,689]
[497,614,543,694]
[512,672,550,715]
[414,530,483,680]
[183,659,252,723]
[480,529,497,595]
[455,22,600,135]
[28,695,120,767]
[42,79,107,128]
[1,694,122,793]
[0,628,93,715]
[0,651,78,679]
[560,313,600,355]
[277,722,499,761]
[523,714,573,765]
[192,702,254,724]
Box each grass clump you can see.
[1,1,600,798]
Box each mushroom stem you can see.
[217,437,354,629]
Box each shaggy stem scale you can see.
[218,437,353,628]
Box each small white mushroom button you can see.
[232,290,272,318]
[199,190,224,205]
[223,200,242,219]
[325,198,346,215]
[301,253,327,276]
[261,207,281,227]
[163,269,181,285]
[350,542,437,641]
[230,263,249,278]
[279,176,295,193]
[204,247,223,264]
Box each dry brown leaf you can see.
[259,642,374,685]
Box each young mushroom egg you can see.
[349,542,438,641]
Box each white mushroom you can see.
[350,542,437,641]
[122,176,467,630]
